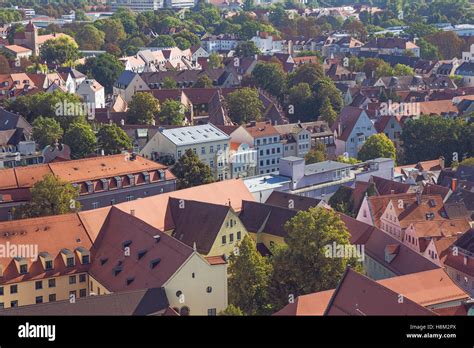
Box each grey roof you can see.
[115,70,138,88]
[0,108,32,136]
[0,287,170,316]
[304,160,352,176]
[57,67,86,79]
[160,124,230,146]
[281,156,303,162]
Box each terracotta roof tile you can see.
[324,268,435,316]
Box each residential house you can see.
[228,121,283,175]
[444,229,474,297]
[251,32,284,53]
[190,45,209,62]
[0,154,176,221]
[0,287,177,316]
[360,38,420,57]
[201,34,240,53]
[274,122,334,159]
[168,198,250,257]
[455,62,474,87]
[332,106,376,158]
[374,115,403,147]
[228,142,257,179]
[140,68,239,90]
[76,79,105,109]
[0,207,228,315]
[140,124,231,180]
[13,21,74,56]
[2,45,32,67]
[341,214,440,280]
[113,70,149,103]
[275,268,469,315]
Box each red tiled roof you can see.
[275,269,467,315]
[331,106,365,142]
[0,213,92,284]
[244,121,279,138]
[324,268,435,316]
[88,207,194,292]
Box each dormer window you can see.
[75,247,90,264]
[85,181,93,193]
[15,257,28,274]
[158,170,165,180]
[114,176,122,188]
[61,249,75,267]
[39,252,53,271]
[142,172,150,183]
[100,178,109,190]
[67,257,75,267]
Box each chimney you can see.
[390,189,395,195]
[439,156,445,169]
[451,178,458,192]
[416,190,422,206]
[130,209,135,216]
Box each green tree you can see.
[400,116,473,166]
[228,236,273,315]
[226,87,263,124]
[150,35,176,47]
[251,61,286,98]
[158,99,186,125]
[319,96,337,127]
[328,186,355,216]
[0,54,10,74]
[96,18,126,44]
[288,62,324,88]
[172,149,215,189]
[358,133,396,162]
[193,74,213,88]
[97,123,132,155]
[312,78,343,115]
[208,52,223,69]
[235,40,260,58]
[417,38,441,60]
[5,90,84,128]
[393,64,414,76]
[304,142,327,164]
[77,53,124,94]
[127,92,160,125]
[13,174,80,219]
[40,36,80,66]
[75,24,105,50]
[426,31,463,59]
[287,82,315,122]
[32,117,64,149]
[162,76,177,89]
[336,155,360,164]
[268,207,361,311]
[64,122,97,159]
[218,304,244,316]
[460,157,474,167]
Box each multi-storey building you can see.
[140,124,231,180]
[201,34,240,53]
[228,121,283,175]
[112,0,163,12]
[0,154,176,221]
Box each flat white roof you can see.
[161,124,230,146]
[244,175,291,193]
